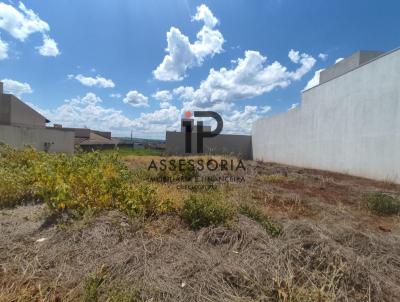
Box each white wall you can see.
[252,49,400,183]
[0,125,75,153]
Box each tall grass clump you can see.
[181,192,234,229]
[239,203,282,237]
[364,192,400,216]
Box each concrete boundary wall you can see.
[252,49,400,183]
[0,125,75,153]
[166,132,252,159]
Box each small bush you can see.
[364,192,400,216]
[181,193,234,229]
[0,145,174,218]
[239,203,282,237]
[0,146,39,207]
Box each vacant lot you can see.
[1,149,400,301]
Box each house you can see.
[0,82,75,153]
[55,127,120,150]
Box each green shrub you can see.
[31,151,136,212]
[0,145,170,218]
[181,193,234,229]
[0,146,39,207]
[239,203,282,237]
[364,192,400,216]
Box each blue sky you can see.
[1,0,399,138]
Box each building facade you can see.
[166,118,252,159]
[0,83,75,153]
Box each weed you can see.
[83,267,108,302]
[107,288,142,302]
[181,192,234,229]
[239,203,282,237]
[364,192,400,216]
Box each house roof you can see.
[78,132,119,146]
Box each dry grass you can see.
[1,155,400,301]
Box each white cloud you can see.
[335,57,344,64]
[260,105,271,114]
[1,78,32,97]
[318,53,328,61]
[28,89,265,137]
[137,105,180,127]
[288,49,301,63]
[29,92,180,137]
[174,49,315,108]
[36,35,60,57]
[123,90,149,107]
[71,74,115,88]
[221,105,268,134]
[153,4,224,81]
[110,93,121,98]
[31,93,136,131]
[303,68,324,90]
[0,2,49,41]
[288,103,299,111]
[0,2,59,57]
[152,90,172,102]
[0,37,8,60]
[153,90,173,109]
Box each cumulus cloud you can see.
[174,49,316,108]
[288,103,299,111]
[152,90,173,109]
[28,89,266,136]
[0,2,49,41]
[0,37,8,60]
[152,90,172,102]
[222,105,260,134]
[1,78,32,97]
[318,53,328,61]
[70,74,115,88]
[31,93,136,131]
[260,105,271,114]
[29,92,180,137]
[303,68,324,91]
[0,2,59,56]
[36,35,60,57]
[153,4,224,81]
[288,49,301,63]
[137,105,180,127]
[123,90,149,107]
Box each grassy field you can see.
[1,145,400,301]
